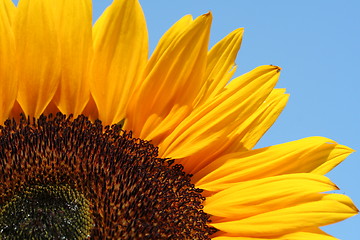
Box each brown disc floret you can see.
[0,113,216,239]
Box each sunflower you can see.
[0,0,357,239]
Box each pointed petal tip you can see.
[234,27,245,33]
[337,144,356,159]
[258,65,282,74]
[201,11,213,21]
[271,65,282,72]
[183,14,194,21]
[345,146,356,153]
[230,27,245,38]
[310,137,356,154]
[272,88,288,95]
[317,138,355,153]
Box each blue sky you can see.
[93,1,360,238]
[11,0,359,238]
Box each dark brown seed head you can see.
[0,113,216,239]
[0,184,92,239]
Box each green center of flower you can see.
[0,184,92,239]
[0,113,216,239]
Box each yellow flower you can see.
[0,0,357,239]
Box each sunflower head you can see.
[0,0,357,239]
[0,113,216,239]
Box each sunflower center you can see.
[0,184,92,239]
[0,113,216,239]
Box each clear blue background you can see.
[92,1,359,239]
[11,0,359,239]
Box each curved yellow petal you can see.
[204,174,338,219]
[237,88,289,150]
[181,88,288,174]
[193,137,353,191]
[14,0,61,117]
[81,94,99,122]
[147,14,193,66]
[212,88,289,156]
[53,0,92,116]
[1,0,15,24]
[126,13,212,137]
[279,231,338,240]
[91,0,148,125]
[138,104,192,145]
[123,15,193,140]
[195,28,244,105]
[311,145,356,175]
[159,65,280,159]
[123,14,201,142]
[212,230,338,240]
[210,194,357,237]
[122,15,193,140]
[0,0,16,123]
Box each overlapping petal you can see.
[210,194,357,237]
[53,0,93,116]
[14,0,61,117]
[193,136,353,192]
[159,65,280,159]
[212,229,338,240]
[128,22,245,149]
[234,88,289,151]
[180,88,289,174]
[204,173,338,219]
[0,0,16,123]
[91,0,148,125]
[0,0,356,239]
[126,13,212,138]
[195,28,244,106]
[206,175,357,237]
[145,14,193,65]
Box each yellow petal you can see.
[210,194,357,237]
[311,145,356,175]
[279,231,338,240]
[122,15,193,139]
[237,88,289,150]
[138,104,192,145]
[123,15,194,139]
[126,13,212,137]
[195,28,244,106]
[91,0,148,125]
[204,173,338,219]
[194,137,353,191]
[159,65,280,159]
[53,0,92,116]
[1,0,15,24]
[0,0,16,123]
[213,230,338,240]
[213,88,289,155]
[14,0,61,117]
[181,88,288,174]
[81,94,99,122]
[147,14,193,66]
